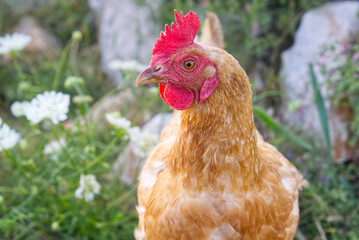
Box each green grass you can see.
[309,63,332,161]
[264,127,359,240]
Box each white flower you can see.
[128,127,158,158]
[74,174,101,202]
[127,126,141,141]
[105,112,131,130]
[0,33,32,55]
[0,118,21,152]
[43,138,66,161]
[24,91,70,125]
[10,101,31,117]
[106,112,158,158]
[108,60,146,72]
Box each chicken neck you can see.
[169,50,264,192]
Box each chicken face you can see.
[137,44,218,110]
[136,10,218,110]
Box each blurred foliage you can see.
[157,0,328,71]
[271,133,359,240]
[310,63,333,161]
[0,44,166,240]
[0,0,108,111]
[0,1,153,237]
[318,40,359,147]
[253,105,314,152]
[0,0,97,45]
[0,118,138,239]
[0,40,111,112]
[0,39,146,240]
[0,85,138,240]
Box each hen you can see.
[135,10,308,240]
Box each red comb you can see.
[151,10,200,64]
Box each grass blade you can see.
[309,63,332,161]
[253,106,313,152]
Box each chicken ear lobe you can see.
[199,76,218,103]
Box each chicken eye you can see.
[183,60,195,70]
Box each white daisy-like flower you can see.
[108,60,147,72]
[128,127,158,158]
[10,101,31,117]
[43,138,66,161]
[74,174,101,202]
[0,33,32,55]
[24,91,70,125]
[0,118,21,152]
[105,112,131,130]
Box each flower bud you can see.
[84,145,96,154]
[64,76,85,89]
[19,139,28,150]
[73,95,94,105]
[102,162,111,171]
[17,81,32,93]
[51,221,60,231]
[72,31,83,41]
[288,100,302,113]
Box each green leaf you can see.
[309,63,332,161]
[253,106,313,152]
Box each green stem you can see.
[53,41,72,90]
[70,41,81,76]
[10,53,27,82]
[4,187,43,219]
[0,186,27,194]
[50,122,71,161]
[3,149,26,176]
[74,84,90,115]
[63,136,120,180]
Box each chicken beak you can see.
[135,66,164,87]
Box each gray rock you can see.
[281,1,359,163]
[5,0,57,14]
[142,113,173,136]
[113,143,139,185]
[14,16,60,56]
[113,113,173,185]
[88,0,161,85]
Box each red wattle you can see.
[158,82,194,110]
[159,84,168,105]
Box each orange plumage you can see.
[135,10,307,240]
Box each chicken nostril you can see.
[153,65,162,72]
